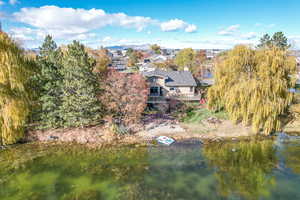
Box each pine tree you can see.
[60,41,102,127]
[257,32,291,49]
[271,32,291,49]
[208,45,297,135]
[37,35,63,129]
[0,32,34,145]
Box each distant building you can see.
[150,55,168,63]
[139,63,156,72]
[205,49,225,59]
[110,57,127,71]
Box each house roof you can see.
[143,68,197,87]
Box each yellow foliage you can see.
[208,45,297,135]
[0,32,33,145]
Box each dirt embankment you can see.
[26,114,256,146]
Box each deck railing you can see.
[147,94,201,103]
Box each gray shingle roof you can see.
[143,69,197,87]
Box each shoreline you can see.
[22,120,273,148]
[18,113,300,148]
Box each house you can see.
[110,57,128,71]
[143,69,200,111]
[139,63,156,72]
[150,55,168,63]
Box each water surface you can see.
[1,138,300,200]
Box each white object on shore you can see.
[156,136,175,145]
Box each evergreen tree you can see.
[257,32,290,49]
[208,45,296,135]
[257,34,272,48]
[60,41,102,127]
[37,35,63,128]
[0,32,34,145]
[271,32,291,49]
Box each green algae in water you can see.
[1,140,300,200]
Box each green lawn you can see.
[181,108,228,124]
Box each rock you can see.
[48,135,59,140]
[207,117,222,124]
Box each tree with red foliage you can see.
[99,70,148,125]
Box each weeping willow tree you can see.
[0,32,34,145]
[208,45,297,135]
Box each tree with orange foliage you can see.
[99,70,148,125]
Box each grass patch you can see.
[181,108,228,124]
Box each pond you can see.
[1,137,300,200]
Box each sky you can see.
[0,0,300,49]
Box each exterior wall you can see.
[165,86,195,97]
[148,77,168,96]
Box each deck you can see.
[147,95,201,104]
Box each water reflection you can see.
[203,140,277,200]
[0,139,300,200]
[141,142,219,200]
[283,141,300,174]
[0,144,149,200]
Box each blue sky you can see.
[0,0,299,49]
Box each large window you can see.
[150,87,163,96]
[150,87,159,96]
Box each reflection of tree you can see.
[283,142,300,174]
[139,145,220,200]
[0,144,149,200]
[203,140,277,200]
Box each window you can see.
[190,87,193,92]
[150,87,159,96]
[170,87,175,91]
[150,77,156,83]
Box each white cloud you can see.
[288,35,300,49]
[160,19,186,32]
[240,32,257,39]
[0,1,5,6]
[9,0,19,5]
[13,6,156,37]
[218,24,240,36]
[102,36,111,42]
[185,24,197,33]
[174,37,258,49]
[11,5,197,47]
[9,27,36,41]
[160,19,197,33]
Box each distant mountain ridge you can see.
[105,44,152,50]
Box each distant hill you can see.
[106,44,152,50]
